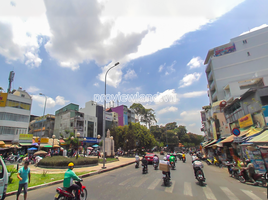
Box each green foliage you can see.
[38,156,98,167]
[7,167,17,184]
[42,170,48,177]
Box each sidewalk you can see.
[13,157,138,174]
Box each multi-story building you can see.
[54,103,85,138]
[112,112,118,127]
[109,105,129,126]
[204,26,268,104]
[29,114,55,138]
[0,87,32,143]
[128,109,135,124]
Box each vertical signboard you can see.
[238,114,253,128]
[263,105,268,126]
[0,93,7,107]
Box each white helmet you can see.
[163,156,167,161]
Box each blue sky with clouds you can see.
[0,0,267,134]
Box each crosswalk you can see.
[116,177,264,200]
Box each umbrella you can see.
[34,150,48,156]
[32,143,38,146]
[44,145,52,148]
[28,147,37,151]
[87,147,93,150]
[92,145,99,148]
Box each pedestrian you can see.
[17,160,31,200]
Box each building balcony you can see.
[210,80,215,90]
[75,126,84,130]
[212,91,217,101]
[207,70,213,81]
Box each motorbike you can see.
[213,157,222,168]
[162,171,170,186]
[206,158,212,165]
[55,179,87,200]
[238,168,266,186]
[135,160,139,168]
[175,156,177,163]
[225,162,239,179]
[142,164,148,174]
[195,167,205,186]
[182,157,186,163]
[153,161,158,170]
[171,161,175,170]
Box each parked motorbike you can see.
[153,161,158,170]
[225,161,239,179]
[171,161,175,170]
[213,157,222,168]
[195,167,206,186]
[206,158,212,165]
[238,168,266,186]
[162,171,170,186]
[135,160,139,168]
[55,179,87,200]
[142,164,148,174]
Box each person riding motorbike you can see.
[63,162,82,200]
[141,156,148,172]
[192,157,205,179]
[166,153,170,161]
[169,153,175,167]
[244,159,257,185]
[182,152,186,161]
[153,154,159,164]
[163,156,171,179]
[191,153,197,162]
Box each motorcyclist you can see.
[141,155,148,172]
[182,152,186,161]
[153,154,159,165]
[169,153,175,167]
[135,154,140,164]
[192,157,205,179]
[166,153,170,161]
[163,156,171,179]
[244,159,257,185]
[63,162,82,200]
[192,153,197,161]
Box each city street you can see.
[6,155,266,200]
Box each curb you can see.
[6,160,135,197]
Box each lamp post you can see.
[83,138,86,157]
[39,93,47,138]
[102,62,119,169]
[52,135,55,157]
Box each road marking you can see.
[220,187,239,200]
[119,177,135,186]
[203,186,217,200]
[184,182,193,196]
[148,179,161,190]
[165,181,175,193]
[133,177,148,187]
[241,190,262,200]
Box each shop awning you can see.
[59,139,65,143]
[0,141,5,146]
[203,140,217,148]
[19,143,33,146]
[220,127,252,144]
[201,141,211,147]
[248,130,268,143]
[53,145,60,148]
[4,144,12,148]
[246,128,263,137]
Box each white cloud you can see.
[165,61,176,75]
[94,83,99,87]
[187,57,203,69]
[182,90,207,98]
[32,95,69,108]
[159,63,165,72]
[189,123,196,127]
[26,86,40,93]
[179,72,202,88]
[124,69,137,80]
[98,62,123,88]
[123,87,142,93]
[158,106,178,115]
[179,109,201,121]
[240,24,268,36]
[25,51,42,67]
[153,89,179,105]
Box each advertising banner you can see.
[19,134,33,140]
[263,105,268,125]
[246,148,266,173]
[259,148,268,170]
[212,121,217,140]
[216,113,230,137]
[0,93,7,107]
[238,114,253,128]
[214,43,236,57]
[252,112,266,128]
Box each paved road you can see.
[7,155,266,200]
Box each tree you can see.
[130,103,146,121]
[174,125,187,141]
[144,108,157,129]
[165,122,177,130]
[0,87,3,92]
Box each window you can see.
[70,122,73,127]
[21,94,25,97]
[247,52,250,56]
[6,100,31,110]
[0,126,26,135]
[0,112,29,122]
[261,96,268,106]
[243,40,247,44]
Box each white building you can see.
[0,87,32,143]
[204,26,268,104]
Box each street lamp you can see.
[102,62,119,169]
[83,138,86,157]
[52,135,55,157]
[39,93,47,138]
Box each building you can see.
[0,87,32,143]
[109,105,129,126]
[29,114,55,138]
[128,109,135,124]
[54,103,85,138]
[112,112,118,127]
[204,26,268,104]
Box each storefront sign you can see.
[238,114,253,128]
[245,148,266,174]
[263,105,268,125]
[19,134,33,140]
[212,121,217,140]
[35,137,49,143]
[0,93,7,107]
[84,137,100,143]
[214,43,236,57]
[233,136,242,143]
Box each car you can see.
[160,151,164,155]
[145,153,154,163]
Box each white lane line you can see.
[148,179,161,190]
[183,182,193,197]
[220,187,239,200]
[165,181,175,193]
[119,177,135,186]
[241,189,262,200]
[133,177,148,187]
[203,186,217,200]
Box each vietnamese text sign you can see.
[0,93,7,107]
[238,114,253,128]
[233,136,243,143]
[19,134,33,140]
[214,43,236,57]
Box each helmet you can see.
[163,157,167,161]
[68,162,74,167]
[154,154,157,157]
[167,153,170,155]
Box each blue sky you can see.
[0,0,267,134]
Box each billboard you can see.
[214,43,236,57]
[215,113,230,137]
[105,112,113,121]
[263,105,268,125]
[238,114,253,128]
[0,93,7,107]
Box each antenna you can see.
[8,71,15,93]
